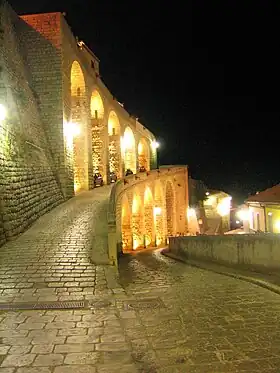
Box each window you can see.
[256,213,260,231]
[251,212,255,230]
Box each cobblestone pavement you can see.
[117,250,280,373]
[1,196,280,373]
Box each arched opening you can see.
[121,195,132,252]
[138,138,150,171]
[132,191,143,250]
[108,111,121,178]
[154,181,164,246]
[69,61,88,194]
[144,187,154,247]
[91,90,105,176]
[166,180,175,237]
[122,126,136,174]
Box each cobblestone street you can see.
[1,193,280,372]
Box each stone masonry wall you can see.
[0,1,64,243]
[19,12,67,197]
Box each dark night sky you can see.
[9,0,280,203]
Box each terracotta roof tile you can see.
[247,184,280,203]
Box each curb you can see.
[161,249,280,296]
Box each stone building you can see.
[0,0,158,246]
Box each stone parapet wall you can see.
[169,234,280,271]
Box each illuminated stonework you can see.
[166,180,175,237]
[91,90,105,174]
[144,187,154,246]
[108,111,121,177]
[138,137,150,171]
[121,195,132,251]
[123,126,136,174]
[132,191,143,250]
[70,61,88,193]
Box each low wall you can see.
[169,234,280,271]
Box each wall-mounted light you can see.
[237,209,250,221]
[0,104,7,121]
[154,207,162,216]
[152,140,159,150]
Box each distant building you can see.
[246,184,280,233]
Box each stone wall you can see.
[169,234,280,271]
[0,1,64,244]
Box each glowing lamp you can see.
[187,208,196,219]
[237,209,250,221]
[152,140,159,150]
[206,192,210,196]
[217,197,231,217]
[154,207,162,216]
[275,220,280,233]
[0,104,7,121]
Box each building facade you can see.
[246,185,280,233]
[0,1,157,245]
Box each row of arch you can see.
[121,181,175,251]
[67,61,151,193]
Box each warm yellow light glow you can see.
[206,196,217,206]
[187,208,196,219]
[90,91,104,119]
[152,140,159,149]
[74,183,80,193]
[206,192,210,196]
[154,207,162,216]
[156,237,162,246]
[132,195,141,214]
[123,128,134,150]
[64,122,80,142]
[0,104,7,121]
[217,197,231,217]
[133,239,140,250]
[275,220,280,233]
[138,142,143,154]
[268,212,273,216]
[237,209,250,221]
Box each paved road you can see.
[118,250,280,372]
[1,190,280,372]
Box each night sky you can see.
[9,0,280,203]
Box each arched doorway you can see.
[70,61,88,194]
[138,138,150,171]
[108,111,121,178]
[144,187,154,247]
[122,127,136,174]
[91,90,105,176]
[154,181,164,246]
[121,195,132,252]
[166,180,175,237]
[132,190,143,250]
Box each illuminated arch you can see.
[69,61,88,194]
[91,90,105,174]
[121,194,132,252]
[108,111,121,177]
[138,138,150,171]
[90,90,104,119]
[144,187,154,247]
[154,181,164,246]
[132,190,144,250]
[166,180,175,237]
[122,126,136,174]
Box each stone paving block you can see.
[17,323,46,330]
[2,337,32,346]
[54,315,81,322]
[8,346,32,355]
[100,333,126,343]
[95,343,130,352]
[33,354,64,366]
[0,369,15,373]
[17,368,52,373]
[45,322,76,329]
[58,328,87,336]
[0,346,10,355]
[97,364,138,373]
[54,344,95,353]
[64,352,100,365]
[53,366,96,373]
[66,335,100,344]
[31,336,66,345]
[1,354,36,367]
[31,345,54,354]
